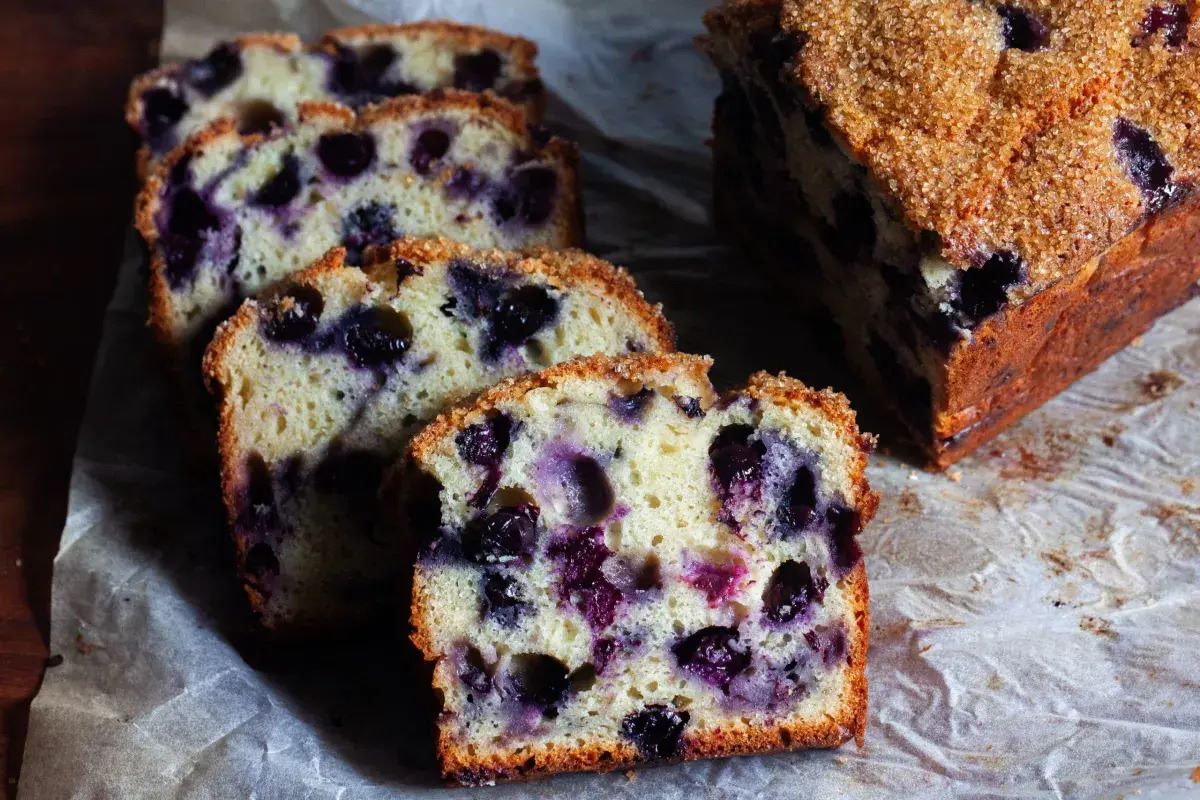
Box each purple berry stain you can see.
[608,387,654,422]
[492,167,558,226]
[762,560,827,624]
[548,527,623,631]
[805,625,849,668]
[683,557,747,607]
[672,625,751,692]
[621,705,690,760]
[1113,117,1179,214]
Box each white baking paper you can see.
[19,1,1200,797]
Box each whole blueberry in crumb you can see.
[341,306,412,368]
[805,626,848,668]
[551,455,615,526]
[608,387,654,422]
[410,127,452,175]
[312,448,386,499]
[778,464,818,532]
[184,42,243,96]
[1113,117,1178,214]
[317,132,376,178]
[455,413,515,468]
[252,154,301,208]
[549,526,623,630]
[263,285,324,342]
[709,424,765,492]
[446,166,489,200]
[493,167,557,226]
[1134,4,1190,48]
[672,626,751,692]
[488,284,559,354]
[464,504,538,564]
[592,638,618,673]
[825,505,863,573]
[162,187,220,287]
[453,49,503,91]
[142,86,188,148]
[621,705,690,760]
[956,250,1025,323]
[997,5,1049,51]
[507,653,570,713]
[341,202,398,266]
[460,649,493,696]
[481,571,529,626]
[673,395,705,418]
[762,560,827,624]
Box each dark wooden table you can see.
[0,2,162,794]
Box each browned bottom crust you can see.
[713,139,1200,470]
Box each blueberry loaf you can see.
[704,0,1200,467]
[135,91,579,367]
[126,21,543,173]
[403,352,876,784]
[203,237,673,634]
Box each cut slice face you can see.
[203,238,673,635]
[403,352,876,785]
[135,91,580,365]
[126,21,544,170]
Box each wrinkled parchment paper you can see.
[20,1,1200,797]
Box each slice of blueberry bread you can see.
[135,91,579,367]
[403,353,876,785]
[126,21,543,173]
[203,237,673,635]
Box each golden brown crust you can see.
[706,0,1200,289]
[405,352,873,785]
[137,91,578,354]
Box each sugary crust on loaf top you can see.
[135,91,581,354]
[404,352,874,784]
[125,20,543,173]
[704,0,1200,287]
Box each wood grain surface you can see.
[0,1,162,794]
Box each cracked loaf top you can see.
[706,0,1200,289]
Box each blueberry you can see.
[672,626,751,692]
[312,448,386,499]
[463,504,538,564]
[446,166,489,199]
[826,504,863,574]
[142,86,189,148]
[507,653,570,713]
[592,637,618,674]
[317,132,376,178]
[243,542,280,581]
[778,465,817,532]
[804,626,848,668]
[709,424,765,491]
[453,49,503,91]
[609,387,654,422]
[548,526,623,630]
[460,648,493,696]
[341,201,397,266]
[489,284,559,353]
[829,190,876,261]
[493,167,557,226]
[251,154,301,208]
[184,42,243,96]
[237,453,277,534]
[447,260,505,320]
[162,187,220,287]
[1135,4,1190,48]
[955,250,1025,323]
[455,414,515,468]
[329,43,416,99]
[673,395,705,419]
[621,705,690,760]
[762,560,827,624]
[1113,117,1178,214]
[997,5,1049,51]
[263,285,323,342]
[685,560,746,606]
[410,127,452,175]
[341,307,412,368]
[393,256,420,282]
[481,571,529,626]
[558,456,615,525]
